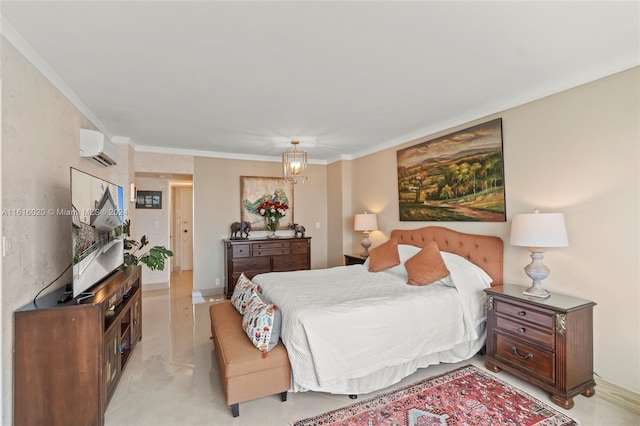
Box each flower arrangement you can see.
[258,200,289,219]
[258,200,289,236]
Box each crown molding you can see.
[133,144,327,165]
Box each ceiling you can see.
[2,1,638,163]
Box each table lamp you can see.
[510,210,569,298]
[354,213,378,257]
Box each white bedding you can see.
[253,255,491,394]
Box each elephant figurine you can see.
[290,223,306,238]
[230,221,251,239]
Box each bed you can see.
[251,226,503,395]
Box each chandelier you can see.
[282,141,308,184]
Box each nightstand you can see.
[484,284,596,409]
[344,254,367,265]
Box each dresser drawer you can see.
[231,244,250,258]
[252,242,289,251]
[494,300,554,330]
[291,241,309,254]
[252,242,290,257]
[232,257,270,272]
[272,254,309,272]
[495,316,555,348]
[495,333,555,384]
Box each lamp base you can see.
[360,232,372,257]
[522,249,551,299]
[523,283,551,299]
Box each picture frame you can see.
[135,190,162,209]
[396,118,506,222]
[240,176,294,230]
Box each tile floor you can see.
[105,271,639,426]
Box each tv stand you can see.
[14,266,142,426]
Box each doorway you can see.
[172,183,193,272]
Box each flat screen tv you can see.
[71,168,125,297]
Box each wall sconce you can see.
[510,210,569,298]
[283,141,308,184]
[130,183,137,203]
[354,212,378,257]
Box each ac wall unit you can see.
[79,128,118,167]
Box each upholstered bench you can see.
[209,301,291,417]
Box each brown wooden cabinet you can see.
[224,237,311,298]
[344,254,367,265]
[14,266,142,426]
[484,284,596,409]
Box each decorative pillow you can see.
[404,241,451,286]
[383,244,422,279]
[368,238,401,272]
[242,292,282,356]
[230,273,260,315]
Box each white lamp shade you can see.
[354,213,378,232]
[510,213,569,248]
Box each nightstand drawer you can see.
[495,333,555,384]
[495,300,554,330]
[495,316,555,348]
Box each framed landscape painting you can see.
[397,118,506,222]
[240,176,294,230]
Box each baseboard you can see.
[142,282,170,291]
[192,288,224,304]
[595,377,640,415]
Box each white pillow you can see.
[363,244,420,280]
[440,251,493,290]
[365,244,492,291]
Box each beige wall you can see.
[0,39,134,423]
[347,67,640,393]
[134,177,172,288]
[193,157,328,295]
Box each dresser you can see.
[224,237,311,298]
[484,284,596,409]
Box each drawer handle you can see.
[517,311,526,317]
[517,327,526,334]
[511,346,533,360]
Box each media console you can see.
[14,266,142,426]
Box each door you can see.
[179,187,193,271]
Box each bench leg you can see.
[281,391,288,402]
[231,403,239,417]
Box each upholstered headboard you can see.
[389,226,504,286]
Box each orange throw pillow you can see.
[368,238,401,272]
[405,241,450,285]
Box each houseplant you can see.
[122,219,173,270]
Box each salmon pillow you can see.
[368,238,401,272]
[405,241,450,285]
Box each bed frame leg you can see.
[281,391,288,402]
[231,403,239,417]
[349,394,358,400]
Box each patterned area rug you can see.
[293,365,577,426]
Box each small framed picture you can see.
[136,191,162,209]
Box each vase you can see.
[265,216,279,238]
